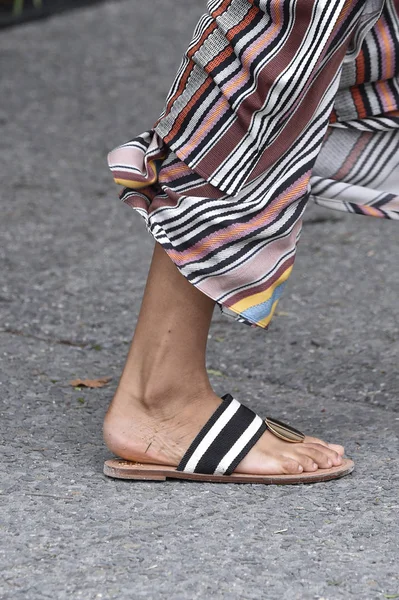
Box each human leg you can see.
[103,0,380,480]
[104,242,344,476]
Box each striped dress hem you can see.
[108,0,399,329]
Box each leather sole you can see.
[103,457,354,485]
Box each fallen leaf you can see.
[69,377,112,389]
[207,369,225,378]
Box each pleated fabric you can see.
[108,0,399,328]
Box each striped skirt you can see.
[108,0,399,329]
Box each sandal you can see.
[103,394,354,484]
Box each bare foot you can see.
[104,388,345,475]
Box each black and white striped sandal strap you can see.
[176,394,267,476]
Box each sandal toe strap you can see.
[177,394,266,476]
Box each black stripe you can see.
[373,192,397,208]
[176,395,233,472]
[194,402,258,474]
[225,420,267,476]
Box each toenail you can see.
[298,465,303,472]
[312,463,318,469]
[327,459,332,467]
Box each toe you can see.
[305,436,345,457]
[328,443,345,456]
[293,454,318,472]
[304,442,342,466]
[280,457,304,474]
[297,446,333,469]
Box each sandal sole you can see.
[103,458,354,485]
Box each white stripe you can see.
[183,398,241,473]
[214,415,264,475]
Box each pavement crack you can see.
[25,492,74,500]
[0,327,93,349]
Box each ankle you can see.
[110,376,214,416]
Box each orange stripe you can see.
[167,176,308,262]
[225,4,258,43]
[164,9,261,145]
[335,0,353,27]
[163,77,214,144]
[161,0,240,124]
[361,205,383,217]
[166,0,354,152]
[164,45,236,145]
[355,49,366,85]
[351,85,367,119]
[377,18,393,79]
[158,21,219,122]
[211,0,233,20]
[378,80,395,112]
[160,163,191,179]
[179,6,284,156]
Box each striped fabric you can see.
[177,394,267,475]
[108,0,399,328]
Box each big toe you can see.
[328,443,345,456]
[305,436,345,456]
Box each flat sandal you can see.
[104,394,354,485]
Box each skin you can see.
[104,243,344,475]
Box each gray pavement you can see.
[0,2,398,599]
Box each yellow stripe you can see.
[230,265,293,313]
[113,176,157,189]
[113,157,164,189]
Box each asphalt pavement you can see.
[0,1,398,598]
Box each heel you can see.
[103,460,167,481]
